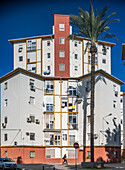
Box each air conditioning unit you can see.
[2,123,6,128]
[36,119,40,124]
[46,70,50,75]
[26,132,29,136]
[27,118,31,123]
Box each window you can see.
[4,82,8,90]
[30,133,35,140]
[74,66,78,71]
[47,66,50,71]
[114,151,117,158]
[102,59,106,64]
[47,53,51,58]
[59,37,65,44]
[29,79,35,92]
[4,99,8,107]
[62,134,67,141]
[19,56,23,62]
[102,47,106,55]
[87,151,91,158]
[46,104,53,111]
[87,116,91,123]
[45,113,54,129]
[74,41,77,47]
[95,56,97,64]
[59,24,65,31]
[29,97,35,104]
[69,113,78,129]
[30,151,35,158]
[45,80,53,94]
[5,117,7,124]
[5,151,8,158]
[50,134,54,145]
[69,135,75,146]
[18,45,23,52]
[74,54,78,59]
[113,100,117,108]
[27,40,36,51]
[69,86,77,95]
[55,134,60,145]
[47,41,50,46]
[88,56,91,63]
[59,51,65,57]
[4,134,8,141]
[59,64,65,71]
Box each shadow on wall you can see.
[104,118,121,163]
[77,75,121,163]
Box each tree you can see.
[68,2,119,162]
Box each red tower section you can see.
[54,14,70,77]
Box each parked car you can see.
[0,158,17,169]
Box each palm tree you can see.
[68,2,119,162]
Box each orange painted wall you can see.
[0,146,121,164]
[54,14,70,77]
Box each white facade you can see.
[0,69,122,159]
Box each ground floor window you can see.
[114,151,117,158]
[46,149,55,158]
[30,151,35,158]
[5,151,7,158]
[69,135,75,146]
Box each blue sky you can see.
[1,0,125,89]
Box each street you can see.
[17,162,125,170]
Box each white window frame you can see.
[59,51,65,57]
[4,82,8,90]
[29,96,35,104]
[55,133,60,146]
[59,37,65,44]
[59,64,65,71]
[59,24,65,31]
[47,53,51,58]
[4,99,8,107]
[30,151,35,158]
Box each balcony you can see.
[69,124,78,129]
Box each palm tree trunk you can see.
[90,43,97,162]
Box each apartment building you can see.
[0,14,123,163]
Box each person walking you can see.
[62,154,68,165]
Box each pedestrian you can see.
[62,154,68,165]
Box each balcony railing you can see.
[69,124,78,129]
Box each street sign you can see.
[74,142,79,148]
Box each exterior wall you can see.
[83,40,111,75]
[1,73,44,147]
[70,39,83,77]
[54,14,70,77]
[78,73,121,148]
[14,42,26,70]
[98,44,111,74]
[42,38,54,77]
